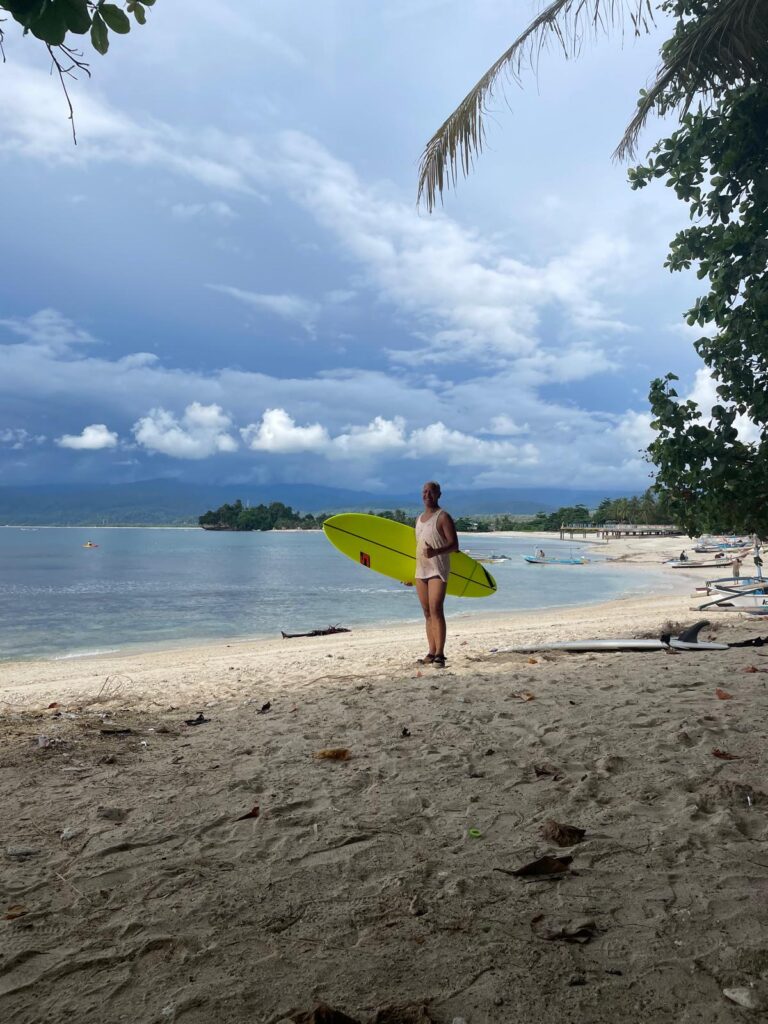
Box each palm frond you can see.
[616,0,768,160]
[417,0,654,210]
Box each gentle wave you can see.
[51,648,122,661]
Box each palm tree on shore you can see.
[417,0,768,211]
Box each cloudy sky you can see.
[0,0,710,493]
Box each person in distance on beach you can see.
[732,555,742,579]
[415,481,459,668]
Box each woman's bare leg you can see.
[427,577,448,657]
[415,578,436,655]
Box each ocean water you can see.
[0,527,678,661]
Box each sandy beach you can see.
[2,534,768,1023]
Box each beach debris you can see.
[236,805,260,821]
[468,828,482,839]
[47,702,60,709]
[409,894,427,916]
[540,819,586,847]
[281,625,351,639]
[37,735,51,748]
[370,1003,434,1024]
[401,727,411,737]
[3,904,27,920]
[715,688,733,700]
[723,986,767,1011]
[533,763,563,781]
[741,665,768,673]
[5,846,41,861]
[485,748,495,756]
[100,727,133,736]
[256,702,272,714]
[527,657,538,664]
[499,854,573,879]
[314,748,351,761]
[60,826,83,842]
[184,713,211,726]
[511,690,536,701]
[289,1004,361,1024]
[97,806,130,823]
[568,975,587,987]
[532,915,597,943]
[712,748,742,761]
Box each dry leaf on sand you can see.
[314,748,351,761]
[715,688,733,700]
[236,805,260,820]
[498,854,573,879]
[712,748,742,761]
[532,917,598,943]
[533,763,563,781]
[540,819,586,846]
[512,690,536,701]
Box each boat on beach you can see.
[692,578,768,614]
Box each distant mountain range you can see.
[0,479,635,526]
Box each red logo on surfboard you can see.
[360,551,371,567]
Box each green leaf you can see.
[90,10,109,53]
[99,3,131,33]
[4,0,48,30]
[29,1,68,44]
[130,2,146,24]
[60,0,91,34]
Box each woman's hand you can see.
[424,544,439,558]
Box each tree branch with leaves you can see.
[417,0,768,210]
[0,0,157,140]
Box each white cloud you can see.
[407,421,539,467]
[0,64,257,193]
[241,408,330,453]
[0,427,46,449]
[484,415,529,436]
[133,403,238,459]
[0,309,98,353]
[272,132,633,370]
[210,285,320,336]
[330,416,407,456]
[56,424,118,450]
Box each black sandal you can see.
[417,653,436,665]
[433,654,446,668]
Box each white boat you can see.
[695,575,765,595]
[667,558,734,569]
[692,579,768,614]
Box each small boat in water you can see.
[523,554,588,565]
[83,541,98,549]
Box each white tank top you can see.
[415,509,451,581]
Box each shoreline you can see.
[0,532,692,668]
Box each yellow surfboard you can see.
[323,513,497,598]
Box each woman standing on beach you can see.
[415,481,459,668]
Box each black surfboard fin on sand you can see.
[675,619,710,644]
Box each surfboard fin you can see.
[676,619,710,643]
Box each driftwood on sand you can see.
[280,624,351,639]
